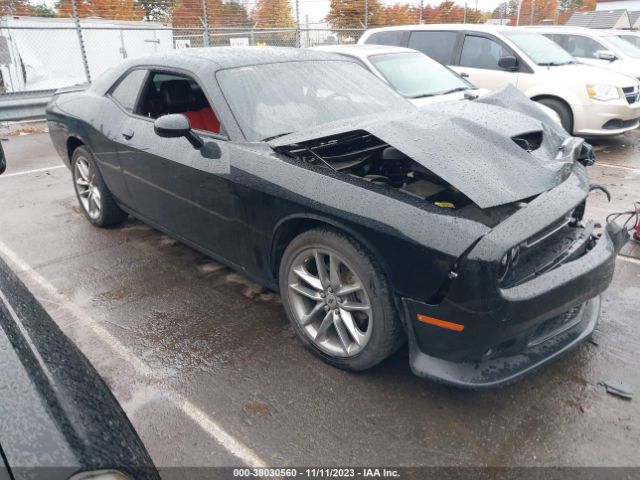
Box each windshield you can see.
[368,51,473,99]
[503,31,576,65]
[606,34,640,58]
[217,60,411,141]
[618,34,640,50]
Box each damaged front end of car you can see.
[271,87,628,388]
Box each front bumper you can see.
[572,97,640,137]
[405,296,600,388]
[402,216,628,389]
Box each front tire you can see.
[536,98,573,134]
[71,146,127,227]
[279,228,404,371]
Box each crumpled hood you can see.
[271,86,577,209]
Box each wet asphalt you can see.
[0,127,639,470]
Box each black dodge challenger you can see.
[45,47,628,388]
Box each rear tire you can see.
[71,146,127,227]
[536,98,573,134]
[279,227,405,371]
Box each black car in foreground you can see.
[0,152,157,479]
[45,47,628,388]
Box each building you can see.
[566,9,631,28]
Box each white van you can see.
[530,26,640,80]
[359,24,640,137]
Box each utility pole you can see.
[71,0,91,83]
[420,0,424,24]
[305,14,310,48]
[365,0,368,29]
[516,0,522,26]
[295,0,301,48]
[530,0,535,25]
[464,2,467,23]
[201,0,210,47]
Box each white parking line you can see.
[0,165,66,178]
[596,162,640,173]
[0,238,268,469]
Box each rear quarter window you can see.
[110,69,147,111]
[364,30,405,47]
[408,31,459,64]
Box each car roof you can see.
[135,46,351,70]
[311,44,419,59]
[363,23,521,35]
[609,29,640,35]
[526,25,618,36]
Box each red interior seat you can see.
[183,107,220,134]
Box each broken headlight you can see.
[498,245,522,282]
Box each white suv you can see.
[359,24,640,137]
[530,26,640,80]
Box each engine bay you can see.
[275,130,474,210]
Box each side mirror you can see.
[0,141,6,175]
[154,113,203,150]
[596,50,617,62]
[498,55,519,71]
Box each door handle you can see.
[121,129,134,140]
[460,72,469,78]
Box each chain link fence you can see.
[0,0,592,120]
[0,20,366,98]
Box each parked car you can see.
[0,140,5,174]
[359,24,640,137]
[612,29,640,51]
[0,148,158,479]
[46,47,628,388]
[529,26,640,79]
[311,44,560,124]
[311,44,484,106]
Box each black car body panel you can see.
[0,257,158,479]
[45,47,626,387]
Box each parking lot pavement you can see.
[1,129,639,469]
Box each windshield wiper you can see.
[262,132,294,142]
[538,61,576,66]
[409,93,437,99]
[439,87,471,95]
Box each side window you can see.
[408,31,458,64]
[460,35,514,70]
[110,69,147,111]
[137,71,222,135]
[560,35,603,59]
[365,30,405,47]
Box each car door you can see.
[115,69,243,265]
[91,69,149,209]
[451,33,521,90]
[554,33,609,67]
